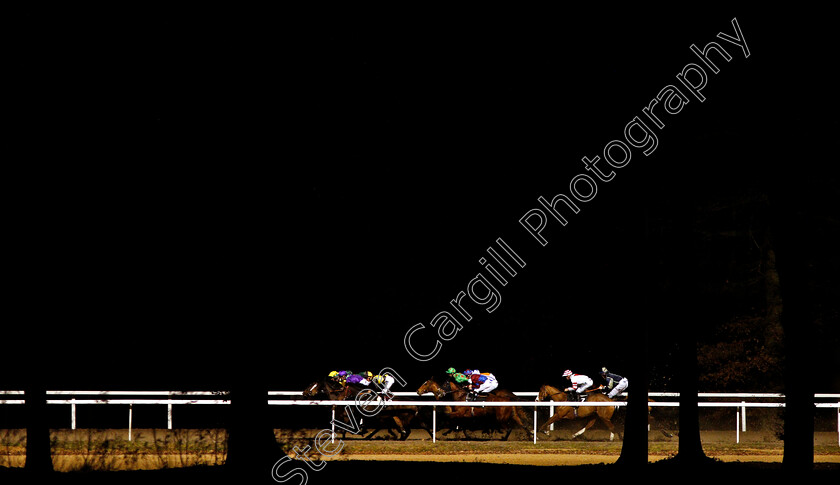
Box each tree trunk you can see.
[767,185,815,472]
[675,332,709,464]
[616,321,649,468]
[226,382,281,481]
[616,206,649,468]
[24,383,54,475]
[670,201,711,467]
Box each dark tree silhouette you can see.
[665,152,711,467]
[767,171,829,472]
[23,382,53,475]
[226,381,281,482]
[616,317,650,468]
[615,188,651,468]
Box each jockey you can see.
[335,370,354,386]
[345,371,372,386]
[328,370,343,385]
[445,368,471,388]
[599,367,628,399]
[465,369,499,396]
[372,373,395,397]
[562,369,593,401]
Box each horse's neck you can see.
[450,389,469,401]
[447,382,470,400]
[343,384,364,396]
[546,386,567,401]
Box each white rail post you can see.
[533,405,537,444]
[71,398,76,430]
[432,406,437,444]
[550,404,554,431]
[741,401,747,432]
[331,406,335,444]
[167,403,173,430]
[128,404,133,441]
[736,411,740,444]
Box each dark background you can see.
[7,8,837,409]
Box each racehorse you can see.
[583,385,674,438]
[417,377,532,441]
[537,384,618,440]
[301,378,427,440]
[302,378,344,398]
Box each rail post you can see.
[71,398,76,430]
[550,404,554,431]
[533,404,537,444]
[432,406,437,443]
[128,404,133,441]
[736,411,740,444]
[741,401,747,432]
[167,402,173,429]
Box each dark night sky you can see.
[8,8,838,395]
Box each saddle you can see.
[467,392,488,402]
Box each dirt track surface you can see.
[332,453,840,466]
[281,429,840,467]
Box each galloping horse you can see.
[537,384,618,440]
[302,378,426,440]
[302,378,343,398]
[417,377,532,441]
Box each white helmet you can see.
[562,369,573,377]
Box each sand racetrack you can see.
[283,428,840,468]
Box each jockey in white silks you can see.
[562,369,593,400]
[373,373,395,395]
[464,369,498,394]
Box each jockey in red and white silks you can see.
[562,369,593,398]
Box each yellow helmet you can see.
[328,371,339,378]
[365,371,373,378]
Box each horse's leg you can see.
[599,408,618,441]
[538,407,573,434]
[598,413,617,441]
[647,413,673,438]
[395,415,412,440]
[573,417,597,438]
[418,416,435,439]
[508,406,533,440]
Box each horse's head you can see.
[538,384,565,401]
[303,381,322,397]
[417,377,444,398]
